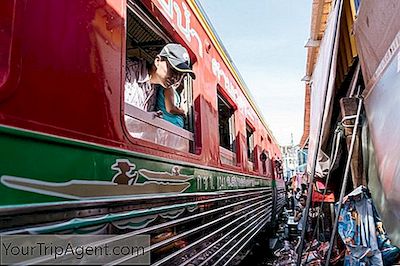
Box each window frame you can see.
[217,92,236,152]
[217,87,238,166]
[123,0,196,152]
[125,103,194,140]
[246,122,255,163]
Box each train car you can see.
[0,0,285,264]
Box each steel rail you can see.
[223,217,269,266]
[18,195,270,265]
[4,189,271,234]
[188,208,271,266]
[208,216,268,266]
[105,199,271,265]
[0,187,270,215]
[152,203,271,266]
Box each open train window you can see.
[246,123,255,163]
[246,122,257,172]
[218,92,236,165]
[124,1,195,153]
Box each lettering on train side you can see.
[196,175,213,191]
[216,176,227,189]
[157,0,203,58]
[211,58,259,123]
[157,0,258,123]
[211,58,240,105]
[196,175,264,191]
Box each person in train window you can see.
[155,84,185,128]
[125,43,195,113]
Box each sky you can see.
[197,0,312,146]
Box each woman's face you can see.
[155,57,184,89]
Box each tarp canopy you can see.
[354,0,400,246]
[354,0,400,88]
[307,0,342,178]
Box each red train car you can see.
[0,0,285,264]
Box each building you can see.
[281,134,308,181]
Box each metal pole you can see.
[324,98,363,266]
[296,0,343,264]
[303,123,344,264]
[308,62,360,254]
[311,63,360,243]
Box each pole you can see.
[324,98,363,266]
[296,0,343,264]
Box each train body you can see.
[0,0,285,264]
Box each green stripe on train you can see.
[0,125,271,207]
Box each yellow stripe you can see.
[187,0,279,145]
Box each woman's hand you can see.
[153,110,163,118]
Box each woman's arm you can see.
[164,87,186,116]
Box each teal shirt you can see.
[156,86,184,128]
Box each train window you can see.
[246,124,255,163]
[124,2,195,153]
[218,92,236,165]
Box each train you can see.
[0,0,286,264]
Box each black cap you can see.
[159,43,196,79]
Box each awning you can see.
[307,0,342,177]
[312,180,335,202]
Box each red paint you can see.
[0,0,282,179]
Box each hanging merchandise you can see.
[337,186,400,266]
[373,205,400,266]
[312,180,335,203]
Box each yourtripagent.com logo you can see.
[0,235,150,265]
